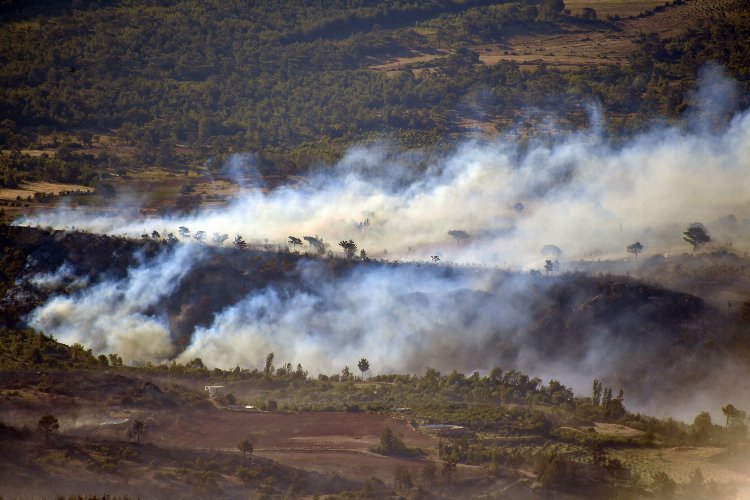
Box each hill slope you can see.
[2,224,749,415]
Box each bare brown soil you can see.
[565,0,667,17]
[0,181,93,202]
[148,408,445,482]
[479,0,740,69]
[153,409,433,450]
[368,0,739,74]
[0,181,95,219]
[610,445,750,486]
[0,378,481,491]
[594,422,646,438]
[369,49,451,72]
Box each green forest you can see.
[1,0,750,186]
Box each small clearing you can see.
[488,0,740,68]
[147,409,440,483]
[368,49,451,73]
[594,422,646,438]
[0,181,93,202]
[564,0,667,18]
[368,0,740,74]
[609,446,750,484]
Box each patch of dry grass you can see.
[609,446,750,484]
[565,0,666,18]
[0,181,93,201]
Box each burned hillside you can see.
[1,224,747,415]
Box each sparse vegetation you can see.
[683,222,711,252]
[2,0,747,185]
[375,425,422,457]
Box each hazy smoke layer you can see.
[17,69,750,417]
[19,71,750,266]
[28,245,199,361]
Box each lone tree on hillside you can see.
[178,226,190,238]
[581,7,597,20]
[288,236,302,250]
[627,242,644,261]
[38,414,59,445]
[238,439,254,463]
[722,404,747,438]
[264,352,275,376]
[130,419,145,445]
[592,379,603,406]
[233,235,247,249]
[441,459,457,483]
[339,239,357,259]
[421,460,437,484]
[448,229,470,244]
[538,0,565,20]
[376,426,408,455]
[303,235,326,254]
[194,230,207,243]
[212,232,228,246]
[544,259,555,275]
[358,358,370,379]
[683,222,710,252]
[394,465,413,491]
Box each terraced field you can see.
[369,0,741,73]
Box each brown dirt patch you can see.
[146,409,441,482]
[565,0,666,18]
[486,0,740,69]
[0,181,93,202]
[369,49,451,72]
[609,446,750,485]
[151,409,434,450]
[366,0,740,76]
[594,422,646,438]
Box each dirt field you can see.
[479,0,740,68]
[594,422,646,438]
[145,409,450,482]
[369,0,739,75]
[609,445,750,485]
[564,0,667,17]
[368,48,451,73]
[0,181,93,202]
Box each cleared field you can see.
[368,49,450,72]
[594,422,646,438]
[608,446,750,485]
[0,181,93,201]
[147,409,443,483]
[151,409,435,450]
[369,0,739,74]
[564,0,666,18]
[483,0,739,69]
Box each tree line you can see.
[0,0,748,181]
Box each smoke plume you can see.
[15,69,750,418]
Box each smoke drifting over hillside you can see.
[15,70,750,417]
[22,70,750,266]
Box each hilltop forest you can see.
[1,0,750,186]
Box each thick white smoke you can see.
[16,69,750,417]
[22,105,750,267]
[27,245,200,362]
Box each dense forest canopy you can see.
[1,0,749,185]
